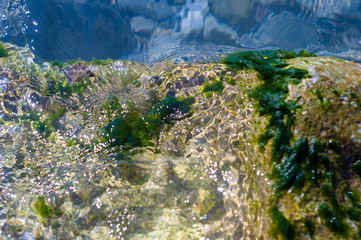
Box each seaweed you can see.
[296,50,316,57]
[50,60,64,68]
[350,91,361,108]
[224,75,236,85]
[353,160,361,176]
[50,58,83,68]
[269,207,295,240]
[347,206,361,221]
[103,96,195,149]
[43,70,90,97]
[303,219,316,236]
[317,202,351,237]
[33,196,63,223]
[20,105,66,138]
[331,88,342,97]
[90,58,113,66]
[33,196,53,218]
[314,89,333,112]
[50,58,113,68]
[272,138,309,194]
[201,79,224,97]
[0,42,9,57]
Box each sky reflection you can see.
[0,0,360,61]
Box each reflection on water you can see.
[1,0,361,61]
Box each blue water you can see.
[1,0,361,61]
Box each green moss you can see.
[0,43,9,57]
[33,196,53,219]
[202,80,224,96]
[269,207,295,240]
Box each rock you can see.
[1,42,361,239]
[288,57,361,163]
[62,63,95,82]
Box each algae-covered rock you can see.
[223,50,361,239]
[288,57,361,163]
[1,41,361,240]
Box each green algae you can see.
[33,196,53,218]
[317,202,351,237]
[347,206,361,221]
[271,138,308,194]
[90,58,113,66]
[331,88,342,97]
[224,50,310,162]
[0,42,9,57]
[33,196,63,219]
[103,96,123,121]
[296,50,316,57]
[44,70,91,97]
[50,59,83,68]
[269,207,295,240]
[314,89,333,112]
[103,95,195,149]
[350,91,361,108]
[50,61,64,68]
[223,50,312,238]
[353,160,361,176]
[51,221,61,229]
[50,58,113,68]
[201,79,224,97]
[20,105,66,137]
[303,219,315,237]
[223,75,236,85]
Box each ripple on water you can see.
[0,47,268,239]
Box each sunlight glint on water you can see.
[0,46,271,239]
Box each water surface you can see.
[1,0,361,62]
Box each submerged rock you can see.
[0,42,360,239]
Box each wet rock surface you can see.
[0,42,360,239]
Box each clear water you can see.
[0,1,361,240]
[1,0,361,62]
[0,46,270,239]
